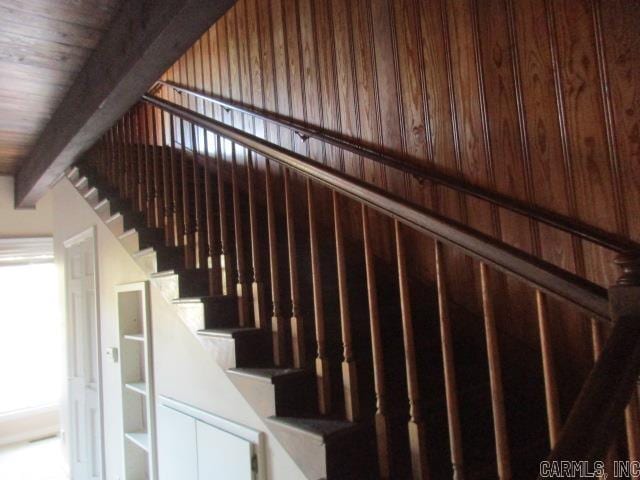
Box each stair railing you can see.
[90,92,640,480]
[154,79,639,256]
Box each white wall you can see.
[0,176,53,237]
[52,177,305,480]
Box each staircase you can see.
[67,90,640,479]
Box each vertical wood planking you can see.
[157,0,640,426]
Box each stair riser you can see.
[153,275,208,301]
[84,188,100,207]
[106,215,125,236]
[94,201,112,221]
[198,334,271,370]
[119,231,140,254]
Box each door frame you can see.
[64,226,105,479]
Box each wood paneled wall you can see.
[157,0,640,374]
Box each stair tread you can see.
[172,294,231,304]
[105,212,122,224]
[227,367,310,384]
[118,228,138,240]
[197,327,264,339]
[133,245,180,257]
[265,416,361,442]
[152,268,209,279]
[94,198,110,210]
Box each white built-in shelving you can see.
[117,281,156,479]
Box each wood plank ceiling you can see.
[0,0,122,175]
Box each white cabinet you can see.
[197,422,253,480]
[156,397,262,480]
[156,405,197,480]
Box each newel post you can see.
[609,253,640,324]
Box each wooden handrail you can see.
[142,93,610,320]
[154,80,639,255]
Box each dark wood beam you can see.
[14,0,237,207]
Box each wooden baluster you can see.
[122,113,129,200]
[308,179,331,414]
[180,118,194,267]
[590,319,617,478]
[203,131,222,295]
[285,169,304,368]
[160,110,173,246]
[118,119,126,196]
[105,129,113,187]
[395,221,429,479]
[151,106,162,229]
[118,123,124,194]
[121,117,130,201]
[143,104,153,227]
[247,151,266,328]
[168,113,183,248]
[535,290,561,447]
[435,241,464,479]
[333,191,359,421]
[115,120,124,195]
[145,104,157,227]
[135,105,145,213]
[216,135,234,295]
[265,159,285,364]
[479,262,512,480]
[190,123,206,269]
[362,205,390,478]
[126,111,137,209]
[231,142,250,326]
[111,126,118,190]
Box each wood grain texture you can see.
[14,0,238,206]
[157,0,639,372]
[0,0,120,174]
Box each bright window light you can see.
[0,263,61,414]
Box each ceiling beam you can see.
[15,0,236,207]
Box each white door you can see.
[66,230,102,479]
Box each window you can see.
[0,262,61,414]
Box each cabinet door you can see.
[156,405,198,480]
[196,421,253,480]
